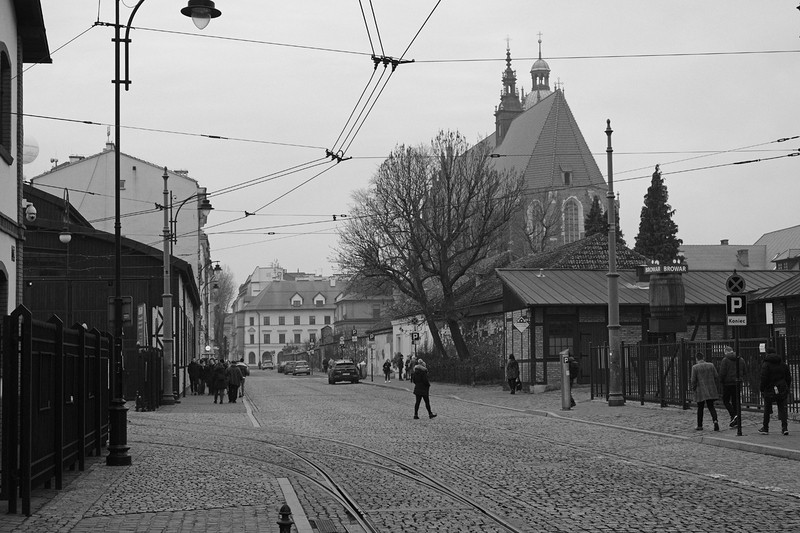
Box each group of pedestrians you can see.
[187,357,249,404]
[690,346,792,435]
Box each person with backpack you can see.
[759,347,792,435]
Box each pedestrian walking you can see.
[395,355,404,381]
[383,359,392,382]
[322,358,329,374]
[196,360,207,395]
[759,347,792,435]
[236,357,249,398]
[690,352,720,431]
[226,361,244,403]
[506,354,520,395]
[212,360,227,405]
[718,346,745,428]
[202,359,214,396]
[412,359,436,419]
[188,358,201,395]
[568,353,580,408]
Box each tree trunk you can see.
[447,317,470,360]
[425,315,447,357]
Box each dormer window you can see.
[290,293,303,307]
[314,293,326,307]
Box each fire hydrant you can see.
[277,503,294,533]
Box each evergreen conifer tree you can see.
[584,196,605,237]
[584,195,626,245]
[633,165,682,261]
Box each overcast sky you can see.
[22,1,800,286]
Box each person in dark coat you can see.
[412,359,436,419]
[383,359,392,382]
[506,354,520,395]
[212,360,227,404]
[759,347,792,435]
[188,358,201,395]
[690,352,720,431]
[718,346,745,427]
[226,361,244,403]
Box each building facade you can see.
[2,0,49,313]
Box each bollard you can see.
[561,349,571,410]
[277,503,294,533]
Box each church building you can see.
[486,38,610,257]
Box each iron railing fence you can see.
[1,306,111,515]
[591,334,799,416]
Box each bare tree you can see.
[524,192,561,253]
[337,130,524,359]
[212,265,236,358]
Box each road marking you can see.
[278,478,314,533]
[243,397,260,428]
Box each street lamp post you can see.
[110,0,223,466]
[605,119,624,407]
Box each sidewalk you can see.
[373,377,800,462]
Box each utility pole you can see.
[162,168,175,404]
[606,120,624,406]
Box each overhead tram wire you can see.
[16,112,325,151]
[327,0,442,159]
[15,25,98,77]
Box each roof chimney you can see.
[720,239,729,246]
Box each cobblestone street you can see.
[3,371,799,532]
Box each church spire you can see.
[495,40,523,145]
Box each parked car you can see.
[262,360,274,370]
[283,361,296,375]
[278,362,287,373]
[328,359,360,384]
[292,361,311,375]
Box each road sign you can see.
[513,316,529,332]
[726,294,747,326]
[411,332,420,344]
[726,274,746,294]
[339,336,345,345]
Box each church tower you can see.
[523,35,553,109]
[494,44,523,145]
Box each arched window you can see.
[563,198,581,244]
[0,44,12,164]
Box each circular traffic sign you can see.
[726,274,746,294]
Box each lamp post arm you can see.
[122,0,146,92]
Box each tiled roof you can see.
[243,279,343,310]
[754,225,800,262]
[508,233,646,270]
[488,90,606,193]
[497,269,798,307]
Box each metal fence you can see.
[1,306,110,516]
[591,335,800,416]
[426,358,506,386]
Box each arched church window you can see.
[563,198,581,244]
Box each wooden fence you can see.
[1,306,110,515]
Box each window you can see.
[279,333,286,344]
[249,334,254,344]
[249,317,254,326]
[0,46,11,164]
[309,333,317,344]
[294,316,300,325]
[563,198,581,244]
[291,294,303,307]
[324,316,331,325]
[263,333,270,344]
[314,295,325,307]
[563,171,572,185]
[119,180,126,190]
[279,316,285,325]
[263,316,270,325]
[372,304,381,319]
[294,333,301,344]
[309,316,316,325]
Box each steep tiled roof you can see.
[509,233,646,270]
[487,90,606,192]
